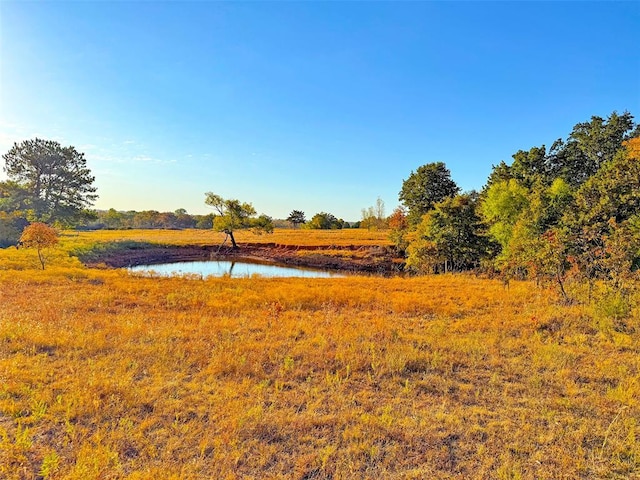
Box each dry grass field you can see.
[0,229,639,479]
[66,228,392,249]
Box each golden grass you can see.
[0,230,639,479]
[64,228,392,249]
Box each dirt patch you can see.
[84,243,405,275]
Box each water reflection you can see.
[128,259,344,278]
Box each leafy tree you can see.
[205,192,273,248]
[2,139,98,225]
[19,222,59,269]
[308,212,342,230]
[510,145,551,187]
[565,137,640,290]
[194,213,215,229]
[287,210,306,228]
[551,111,637,187]
[399,162,459,225]
[480,179,530,249]
[484,161,513,191]
[102,208,126,229]
[571,137,640,230]
[406,193,488,273]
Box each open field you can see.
[66,228,393,249]
[0,230,639,479]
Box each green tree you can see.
[19,222,59,270]
[287,210,306,228]
[399,162,459,225]
[407,193,488,273]
[102,208,125,229]
[565,137,640,290]
[484,161,513,191]
[551,111,637,187]
[2,139,98,225]
[205,193,273,248]
[194,213,215,229]
[480,179,530,249]
[510,145,551,187]
[308,212,342,230]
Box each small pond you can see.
[128,259,345,278]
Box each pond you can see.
[128,259,345,278]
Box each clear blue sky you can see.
[1,1,638,221]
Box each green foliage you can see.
[205,192,273,248]
[287,210,306,228]
[2,139,97,225]
[484,161,513,190]
[307,212,344,230]
[399,162,459,225]
[480,179,529,248]
[430,111,640,299]
[251,214,275,234]
[407,194,489,273]
[564,139,640,289]
[510,145,550,187]
[551,111,637,187]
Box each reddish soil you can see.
[87,243,405,275]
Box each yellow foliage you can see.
[624,137,640,160]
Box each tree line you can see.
[1,111,638,298]
[396,111,639,302]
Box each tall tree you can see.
[2,139,98,225]
[510,145,550,187]
[205,193,273,248]
[287,210,306,228]
[479,179,530,249]
[565,137,640,288]
[399,162,459,225]
[407,193,488,273]
[551,111,637,187]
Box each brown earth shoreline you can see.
[88,243,405,275]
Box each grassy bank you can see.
[0,230,638,479]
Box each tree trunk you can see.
[228,231,238,249]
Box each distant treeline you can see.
[87,208,215,230]
[75,210,360,231]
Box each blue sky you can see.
[1,1,638,220]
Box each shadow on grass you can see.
[70,240,159,264]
